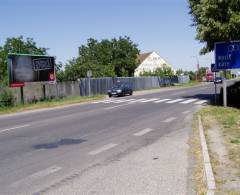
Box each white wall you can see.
[134,52,172,76]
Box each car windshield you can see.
[112,84,124,89]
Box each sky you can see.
[0,0,214,71]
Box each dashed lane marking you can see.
[133,128,154,136]
[88,143,118,155]
[0,124,30,134]
[163,117,176,123]
[11,166,62,187]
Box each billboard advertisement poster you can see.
[215,41,240,70]
[8,54,56,87]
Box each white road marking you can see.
[112,99,136,103]
[11,166,62,187]
[104,101,134,110]
[163,117,176,123]
[133,98,147,102]
[166,99,185,104]
[182,110,191,114]
[194,100,208,105]
[93,100,113,104]
[134,128,153,136]
[139,98,159,103]
[0,124,30,134]
[153,98,171,103]
[180,99,198,104]
[88,143,118,155]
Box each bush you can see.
[0,87,14,107]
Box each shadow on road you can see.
[34,138,86,149]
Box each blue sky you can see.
[0,0,213,71]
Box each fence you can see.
[2,76,189,104]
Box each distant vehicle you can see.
[108,83,133,97]
[214,77,223,84]
[206,72,214,82]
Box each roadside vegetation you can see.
[0,95,104,115]
[192,106,240,194]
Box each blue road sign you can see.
[215,41,240,70]
[211,63,219,72]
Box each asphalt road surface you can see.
[0,82,224,195]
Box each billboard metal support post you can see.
[20,86,24,105]
[43,85,46,100]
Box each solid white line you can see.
[88,143,118,155]
[180,99,198,104]
[134,128,153,136]
[195,100,208,105]
[182,110,191,114]
[153,98,171,103]
[166,99,185,104]
[0,124,30,133]
[140,98,159,103]
[163,117,176,123]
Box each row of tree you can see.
[59,36,140,81]
[0,36,183,85]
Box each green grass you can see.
[0,95,105,115]
[199,106,240,168]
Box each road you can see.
[0,83,218,195]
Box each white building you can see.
[134,51,172,77]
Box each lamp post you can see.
[191,56,200,81]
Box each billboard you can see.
[215,41,240,70]
[8,54,56,87]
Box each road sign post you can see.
[223,77,227,107]
[215,41,240,107]
[87,70,92,96]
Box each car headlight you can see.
[117,89,122,93]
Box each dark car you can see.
[214,77,223,84]
[108,83,133,97]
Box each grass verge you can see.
[191,113,207,195]
[192,106,240,194]
[199,106,240,169]
[0,95,105,115]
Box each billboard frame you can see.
[7,53,56,87]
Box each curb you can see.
[198,115,216,195]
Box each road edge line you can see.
[198,115,216,195]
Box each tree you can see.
[0,36,48,85]
[198,67,208,80]
[176,69,184,76]
[64,36,140,80]
[188,0,240,54]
